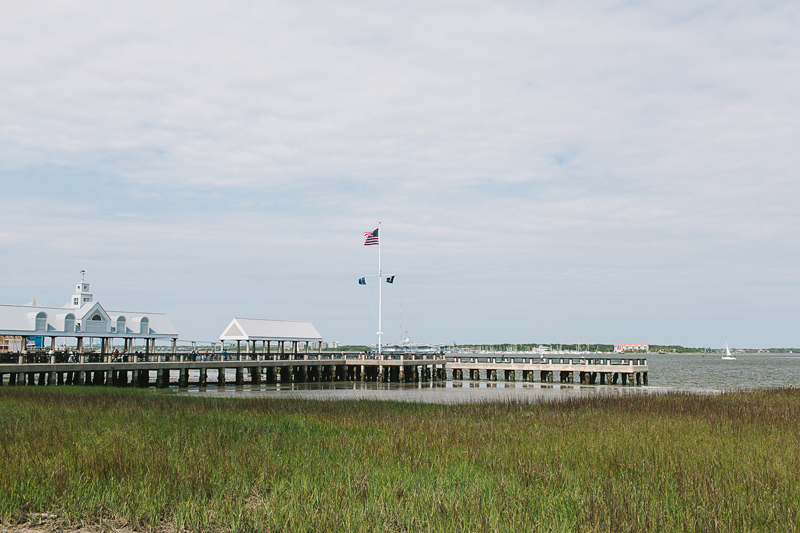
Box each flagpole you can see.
[378,221,382,356]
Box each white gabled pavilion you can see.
[0,276,178,356]
[219,318,323,358]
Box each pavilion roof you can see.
[219,318,322,342]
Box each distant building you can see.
[219,317,323,354]
[614,344,649,353]
[0,335,22,353]
[310,341,339,349]
[0,275,178,353]
[380,337,441,355]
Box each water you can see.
[175,353,800,403]
[645,352,800,390]
[180,380,656,403]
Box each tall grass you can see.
[1,387,798,532]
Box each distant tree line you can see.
[321,345,371,352]
[648,345,705,353]
[330,343,798,354]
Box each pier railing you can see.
[447,356,648,366]
[0,352,648,366]
[0,351,457,365]
[0,351,648,388]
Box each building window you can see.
[73,298,78,305]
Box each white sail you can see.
[722,342,736,360]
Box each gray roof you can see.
[220,318,322,342]
[0,302,178,338]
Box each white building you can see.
[0,276,178,353]
[614,344,649,353]
[220,317,323,354]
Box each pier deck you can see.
[448,356,648,385]
[0,353,648,387]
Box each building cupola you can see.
[68,270,93,308]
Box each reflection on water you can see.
[178,380,660,403]
[173,353,798,403]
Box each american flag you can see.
[363,228,379,246]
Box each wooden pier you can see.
[0,353,648,388]
[447,355,648,386]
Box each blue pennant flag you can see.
[358,277,366,285]
[386,276,395,284]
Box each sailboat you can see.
[722,342,736,360]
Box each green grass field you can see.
[1,387,798,532]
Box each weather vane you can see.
[80,270,85,281]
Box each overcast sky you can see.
[1,0,798,348]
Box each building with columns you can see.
[0,276,178,354]
[219,317,323,356]
[614,344,649,353]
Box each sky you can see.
[1,0,798,348]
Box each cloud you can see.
[0,0,798,346]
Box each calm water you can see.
[176,353,800,403]
[645,352,799,390]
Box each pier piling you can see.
[0,354,647,390]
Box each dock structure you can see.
[447,355,648,386]
[0,276,178,357]
[219,317,324,360]
[0,352,647,388]
[0,352,448,387]
[0,276,649,388]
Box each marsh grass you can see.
[0,387,798,532]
